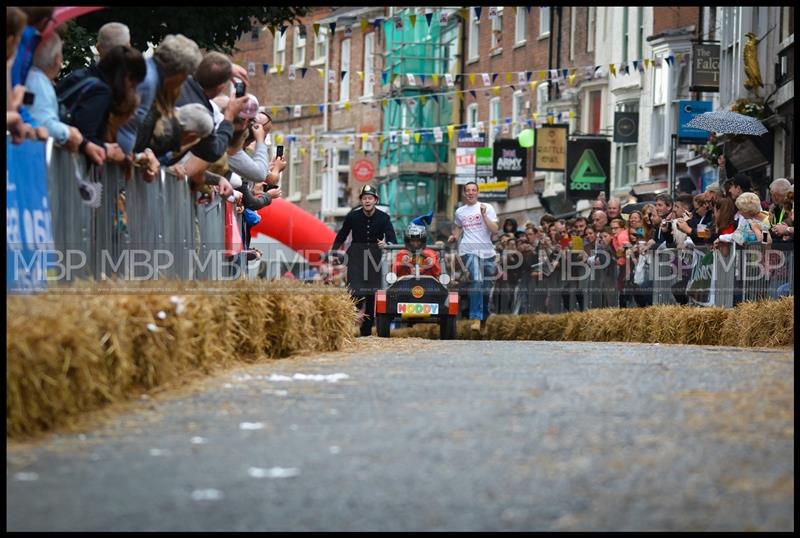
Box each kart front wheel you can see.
[376,314,391,338]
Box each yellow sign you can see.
[411,286,425,299]
[534,125,568,172]
[478,180,509,191]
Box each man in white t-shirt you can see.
[448,182,500,333]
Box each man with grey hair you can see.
[24,32,83,151]
[606,197,622,220]
[120,34,203,156]
[768,178,794,243]
[96,22,131,59]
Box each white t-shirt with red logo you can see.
[454,202,498,258]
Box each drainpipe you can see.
[547,7,554,101]
[555,7,563,100]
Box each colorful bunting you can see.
[425,12,433,27]
[313,23,320,37]
[474,7,482,20]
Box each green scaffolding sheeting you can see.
[379,9,459,225]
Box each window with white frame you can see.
[622,7,629,64]
[273,30,287,68]
[614,101,639,190]
[540,7,550,37]
[468,9,480,60]
[587,7,595,52]
[491,7,504,51]
[636,7,644,61]
[293,27,306,66]
[651,55,668,156]
[336,148,351,209]
[720,7,742,105]
[536,82,549,118]
[466,103,479,129]
[569,7,576,61]
[309,127,324,194]
[615,144,638,190]
[515,6,527,44]
[340,38,350,102]
[489,97,501,146]
[312,27,328,64]
[363,32,375,98]
[511,90,525,137]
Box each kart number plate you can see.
[397,302,439,317]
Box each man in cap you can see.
[331,184,398,336]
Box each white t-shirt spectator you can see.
[455,202,498,258]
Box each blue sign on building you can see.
[678,100,713,144]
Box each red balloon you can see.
[249,198,335,264]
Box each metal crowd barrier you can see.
[45,145,229,282]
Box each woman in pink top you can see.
[610,217,632,307]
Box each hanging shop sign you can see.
[533,124,568,172]
[690,43,720,93]
[566,137,610,200]
[475,147,507,201]
[613,112,639,144]
[455,131,485,185]
[492,139,527,179]
[678,100,713,144]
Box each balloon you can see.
[517,128,535,148]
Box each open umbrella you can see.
[684,110,768,136]
[42,6,107,38]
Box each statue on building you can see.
[743,31,767,96]
[743,32,764,94]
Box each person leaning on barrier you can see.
[650,193,676,248]
[123,33,202,163]
[174,51,251,164]
[24,32,83,152]
[673,194,713,246]
[56,45,146,166]
[7,7,48,144]
[715,192,771,247]
[151,102,214,166]
[768,178,794,243]
[724,173,752,202]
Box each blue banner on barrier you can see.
[6,138,54,292]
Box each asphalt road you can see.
[6,339,794,531]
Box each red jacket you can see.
[392,249,441,277]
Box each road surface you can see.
[7,339,794,531]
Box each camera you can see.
[23,91,35,106]
[275,145,284,158]
[233,79,246,98]
[762,229,770,244]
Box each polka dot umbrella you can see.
[684,110,768,136]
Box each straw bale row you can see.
[393,297,793,348]
[7,280,357,439]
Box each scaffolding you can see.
[378,9,460,232]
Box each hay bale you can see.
[721,296,794,348]
[7,279,360,439]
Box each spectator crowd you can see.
[7,6,287,263]
[6,7,794,310]
[444,174,794,316]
